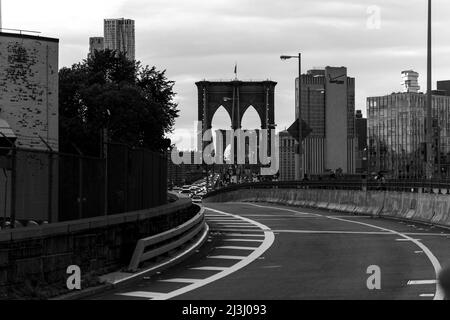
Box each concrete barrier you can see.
[205,187,450,229]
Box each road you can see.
[90,202,450,300]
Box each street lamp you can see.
[281,53,303,180]
[426,0,433,180]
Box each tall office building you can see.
[279,131,296,181]
[368,72,450,179]
[296,66,357,175]
[88,37,104,58]
[355,110,368,174]
[104,18,135,60]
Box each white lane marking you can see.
[208,255,246,260]
[420,294,435,298]
[245,203,322,218]
[119,292,164,299]
[408,280,437,285]
[207,219,244,222]
[269,230,392,235]
[225,233,265,238]
[216,223,255,226]
[415,251,424,254]
[159,278,199,284]
[246,203,444,301]
[396,239,421,242]
[149,208,275,301]
[190,267,228,271]
[212,229,264,233]
[231,215,297,218]
[107,224,209,286]
[224,239,264,243]
[216,246,256,251]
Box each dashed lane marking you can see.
[216,246,257,251]
[224,239,264,243]
[207,255,246,260]
[225,234,265,238]
[408,280,437,285]
[190,267,228,271]
[117,207,274,301]
[119,292,165,299]
[159,278,199,284]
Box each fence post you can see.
[104,141,108,216]
[10,146,17,229]
[48,152,54,223]
[72,144,84,220]
[78,156,83,220]
[39,136,55,224]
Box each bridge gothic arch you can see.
[196,80,277,132]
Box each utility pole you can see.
[426,0,433,180]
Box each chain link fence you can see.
[0,144,167,227]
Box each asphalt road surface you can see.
[90,202,450,300]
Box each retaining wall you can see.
[0,197,197,299]
[204,188,450,228]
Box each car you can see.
[192,195,203,204]
[172,187,182,193]
[180,188,192,197]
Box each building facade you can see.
[368,89,450,179]
[0,32,59,151]
[295,67,357,175]
[89,37,104,58]
[279,131,296,181]
[437,81,450,96]
[355,110,368,174]
[104,18,135,60]
[0,31,59,222]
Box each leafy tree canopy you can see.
[59,50,178,156]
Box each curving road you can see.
[90,202,450,300]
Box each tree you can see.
[59,50,178,156]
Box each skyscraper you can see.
[88,37,104,58]
[279,131,296,181]
[104,18,135,60]
[355,110,368,174]
[368,72,450,179]
[296,66,357,175]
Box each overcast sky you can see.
[3,0,450,149]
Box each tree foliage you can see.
[59,50,178,155]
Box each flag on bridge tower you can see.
[234,63,238,79]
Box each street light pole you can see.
[426,0,433,180]
[298,53,303,181]
[281,53,303,181]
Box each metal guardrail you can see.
[205,180,450,198]
[128,206,206,272]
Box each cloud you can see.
[4,0,450,150]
